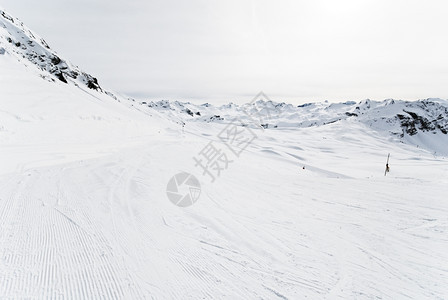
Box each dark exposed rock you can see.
[1,11,14,23]
[298,103,313,108]
[67,71,78,79]
[40,38,50,49]
[51,55,61,65]
[437,125,447,134]
[397,114,417,136]
[209,115,223,122]
[86,77,100,90]
[55,72,67,83]
[397,109,447,136]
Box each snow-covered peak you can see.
[0,8,101,91]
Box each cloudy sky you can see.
[2,0,448,103]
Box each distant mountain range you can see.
[1,7,447,155]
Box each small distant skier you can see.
[385,163,390,173]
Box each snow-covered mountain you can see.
[2,7,447,156]
[0,8,103,91]
[0,7,169,175]
[1,7,448,299]
[144,97,448,155]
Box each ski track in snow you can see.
[1,126,447,299]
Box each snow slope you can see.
[0,51,170,175]
[1,7,448,300]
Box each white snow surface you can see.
[1,7,448,300]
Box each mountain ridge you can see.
[142,97,448,154]
[1,8,101,91]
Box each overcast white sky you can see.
[2,0,448,104]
